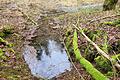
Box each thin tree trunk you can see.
[103,0,118,11]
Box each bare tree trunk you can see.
[103,0,118,11]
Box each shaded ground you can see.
[0,2,120,80]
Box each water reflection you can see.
[23,40,71,79]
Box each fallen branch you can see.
[73,24,120,71]
[73,30,109,80]
[88,14,120,24]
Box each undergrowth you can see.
[103,19,120,28]
[0,25,14,60]
[65,27,120,79]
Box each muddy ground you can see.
[0,2,120,80]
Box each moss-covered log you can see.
[103,0,118,11]
[73,30,109,80]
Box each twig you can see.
[111,59,117,80]
[63,42,85,80]
[88,14,120,24]
[18,8,39,26]
[73,24,120,71]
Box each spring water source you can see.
[23,40,71,79]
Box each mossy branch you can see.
[73,30,109,80]
[73,24,120,71]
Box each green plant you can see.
[72,30,109,80]
[101,32,108,53]
[0,37,15,58]
[0,37,6,43]
[103,19,120,28]
[84,30,102,61]
[95,56,112,72]
[0,25,14,37]
[0,49,4,57]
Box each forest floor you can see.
[0,2,120,80]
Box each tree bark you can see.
[103,0,118,11]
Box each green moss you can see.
[112,54,120,59]
[113,19,120,25]
[7,43,14,48]
[80,57,109,80]
[73,30,82,60]
[9,48,15,53]
[73,30,109,80]
[103,22,115,26]
[0,37,14,48]
[103,19,120,27]
[0,49,4,57]
[101,33,108,53]
[95,56,112,72]
[95,54,120,74]
[0,37,6,43]
[0,25,14,38]
[83,29,106,61]
[85,30,102,41]
[105,71,114,77]
[7,75,20,80]
[0,37,14,59]
[0,32,6,37]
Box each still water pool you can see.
[23,40,71,79]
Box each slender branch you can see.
[73,24,120,71]
[88,14,120,24]
[63,41,85,80]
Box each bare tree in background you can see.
[103,0,118,11]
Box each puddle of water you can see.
[23,40,71,79]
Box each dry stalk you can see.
[63,42,85,80]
